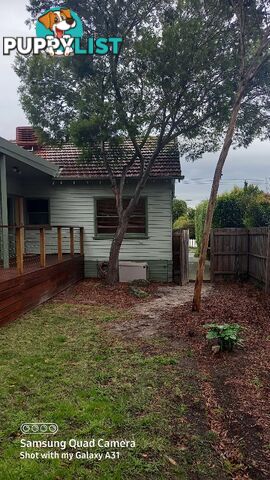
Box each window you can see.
[26,199,50,225]
[96,198,147,236]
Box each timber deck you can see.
[0,255,84,325]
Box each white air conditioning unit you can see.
[119,262,149,283]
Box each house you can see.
[0,127,182,287]
[0,127,183,324]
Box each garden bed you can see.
[53,278,170,308]
[167,284,270,479]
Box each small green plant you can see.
[204,323,242,352]
[251,376,263,389]
[129,285,149,298]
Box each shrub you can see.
[195,200,208,254]
[204,323,243,352]
[172,199,187,223]
[194,185,265,254]
[213,191,244,228]
[173,215,195,238]
[244,195,270,227]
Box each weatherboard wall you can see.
[16,180,174,282]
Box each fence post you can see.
[179,229,189,286]
[70,227,74,256]
[40,228,46,267]
[265,227,270,294]
[16,227,24,274]
[15,197,25,254]
[57,227,63,261]
[210,229,214,283]
[80,228,84,256]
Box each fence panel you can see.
[189,239,197,249]
[211,227,270,292]
[211,228,249,282]
[248,228,268,285]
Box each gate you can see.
[173,229,189,285]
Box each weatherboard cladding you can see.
[19,181,173,280]
[35,139,181,179]
[6,134,177,281]
[85,260,173,282]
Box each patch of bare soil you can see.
[111,284,212,338]
[166,283,270,480]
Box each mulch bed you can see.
[53,278,165,309]
[167,283,270,480]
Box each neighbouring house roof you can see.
[0,136,58,177]
[34,139,182,180]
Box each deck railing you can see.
[0,225,84,275]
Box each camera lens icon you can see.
[20,423,58,435]
[49,424,58,433]
[40,424,48,433]
[21,424,31,434]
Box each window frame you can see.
[25,197,51,227]
[94,196,148,239]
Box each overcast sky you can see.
[0,1,269,207]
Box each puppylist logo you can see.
[3,7,123,57]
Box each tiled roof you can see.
[34,139,181,179]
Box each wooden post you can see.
[15,198,25,264]
[179,229,189,286]
[70,227,74,256]
[247,228,250,280]
[265,227,270,294]
[0,154,9,268]
[210,230,214,283]
[15,197,25,253]
[16,227,24,274]
[40,228,46,267]
[80,227,84,256]
[57,227,63,261]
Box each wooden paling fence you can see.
[211,227,270,293]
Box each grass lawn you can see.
[0,301,226,480]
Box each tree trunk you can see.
[106,218,129,285]
[105,178,149,285]
[192,88,245,312]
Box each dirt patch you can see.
[166,283,270,480]
[111,284,212,339]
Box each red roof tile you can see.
[34,139,181,179]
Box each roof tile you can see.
[34,139,181,179]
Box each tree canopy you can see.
[172,199,187,223]
[16,1,270,152]
[15,0,270,283]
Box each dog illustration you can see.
[38,9,77,56]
